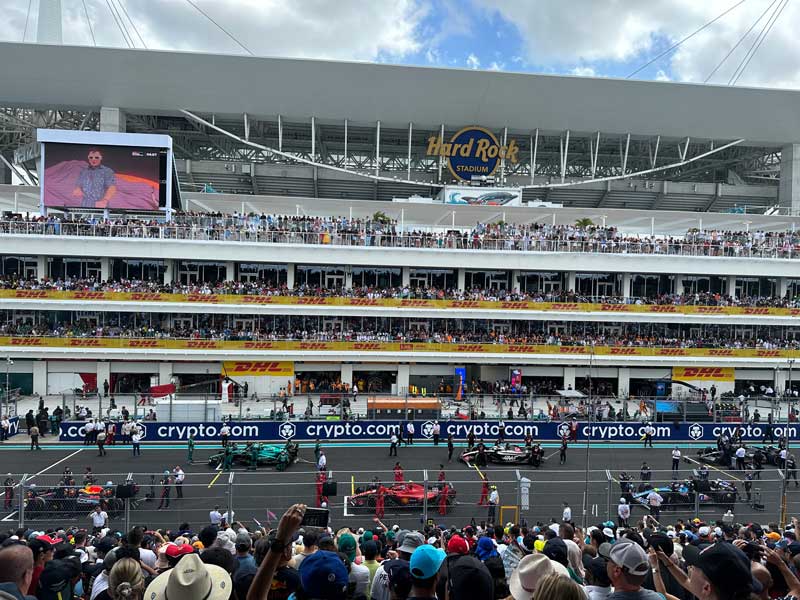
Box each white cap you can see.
[603,527,615,539]
[620,498,627,503]
[698,526,710,536]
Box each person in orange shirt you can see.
[375,483,385,519]
[393,462,404,482]
[477,473,489,506]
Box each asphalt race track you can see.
[0,440,796,532]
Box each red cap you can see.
[36,535,63,545]
[447,535,469,555]
[165,543,195,558]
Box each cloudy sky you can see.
[1,0,798,89]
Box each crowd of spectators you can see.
[2,276,800,310]
[3,211,800,258]
[1,506,798,600]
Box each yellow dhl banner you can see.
[0,336,798,359]
[672,366,735,381]
[1,289,799,317]
[222,360,294,377]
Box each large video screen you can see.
[42,142,169,210]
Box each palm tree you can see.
[575,218,595,228]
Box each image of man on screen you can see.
[71,148,117,208]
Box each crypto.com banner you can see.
[59,419,795,444]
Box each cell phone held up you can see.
[301,507,330,528]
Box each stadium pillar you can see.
[779,144,800,214]
[457,269,465,290]
[100,107,126,133]
[100,257,110,282]
[617,367,630,397]
[673,275,684,296]
[401,267,410,287]
[622,272,632,300]
[340,364,353,388]
[97,362,111,396]
[286,264,295,289]
[163,259,175,284]
[159,363,173,385]
[32,361,47,396]
[778,277,788,298]
[726,275,737,298]
[775,369,788,396]
[563,366,576,391]
[397,364,410,395]
[567,271,577,293]
[36,255,47,280]
[225,261,235,282]
[512,270,521,292]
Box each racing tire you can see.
[365,496,377,508]
[208,457,221,468]
[110,498,124,513]
[26,496,46,517]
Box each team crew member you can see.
[187,435,195,464]
[467,430,475,451]
[432,421,440,446]
[3,473,15,509]
[29,424,40,451]
[317,450,327,472]
[646,488,663,520]
[220,422,231,447]
[477,473,490,506]
[617,497,630,527]
[406,422,415,445]
[96,427,107,456]
[437,465,446,484]
[789,454,799,487]
[559,436,568,465]
[447,434,454,462]
[132,429,142,456]
[173,466,185,498]
[90,505,108,534]
[744,471,753,502]
[643,422,655,448]
[222,443,234,471]
[671,447,681,472]
[438,483,449,515]
[375,481,385,518]
[389,431,398,457]
[315,470,326,507]
[393,462,404,482]
[487,485,499,522]
[314,439,322,463]
[562,502,572,523]
[569,418,578,442]
[0,415,9,442]
[640,462,651,482]
[158,470,171,509]
[735,445,747,470]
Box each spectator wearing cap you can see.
[144,554,231,600]
[299,551,350,599]
[604,538,662,599]
[408,544,446,599]
[582,553,612,600]
[338,534,369,598]
[476,537,499,562]
[26,539,55,596]
[164,544,195,569]
[235,533,256,574]
[370,531,424,600]
[443,554,494,600]
[36,557,80,600]
[508,553,571,600]
[0,543,35,600]
[665,542,764,600]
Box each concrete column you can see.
[286,264,295,289]
[617,367,630,397]
[97,362,111,397]
[100,257,110,282]
[779,144,800,214]
[563,366,576,391]
[778,277,788,297]
[33,361,47,396]
[100,107,126,133]
[401,267,410,287]
[37,255,47,280]
[163,259,175,284]
[457,268,466,291]
[775,369,788,396]
[340,364,353,387]
[397,364,410,394]
[512,270,521,292]
[159,362,173,385]
[622,272,632,299]
[567,271,577,293]
[727,275,737,298]
[674,275,685,296]
[345,269,353,290]
[225,261,235,282]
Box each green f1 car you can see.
[208,441,299,470]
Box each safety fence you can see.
[1,467,796,533]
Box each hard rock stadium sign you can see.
[426,126,519,182]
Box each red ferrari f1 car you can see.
[347,482,455,512]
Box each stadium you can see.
[2,3,800,600]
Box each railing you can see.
[1,221,798,259]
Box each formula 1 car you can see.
[348,482,456,512]
[24,481,139,519]
[459,444,545,467]
[696,444,780,469]
[207,441,299,469]
[622,477,737,512]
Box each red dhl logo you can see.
[399,343,415,351]
[658,349,686,356]
[13,290,48,298]
[68,339,102,347]
[696,306,723,313]
[399,300,432,307]
[600,305,630,312]
[506,345,539,353]
[450,301,481,308]
[242,342,276,349]
[499,302,528,310]
[649,306,678,313]
[296,298,327,305]
[129,293,163,301]
[790,309,800,316]
[755,350,781,357]
[231,361,286,373]
[559,347,587,354]
[73,291,107,300]
[349,299,380,306]
[680,367,727,378]
[609,348,637,355]
[352,342,382,350]
[455,344,484,352]
[128,340,159,347]
[298,342,329,350]
[186,294,220,303]
[10,338,44,346]
[708,349,735,356]
[550,303,580,311]
[186,341,220,348]
[743,308,770,315]
[241,296,276,304]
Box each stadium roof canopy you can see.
[1,41,800,146]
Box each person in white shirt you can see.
[220,423,231,447]
[131,430,141,456]
[488,486,499,522]
[671,447,681,473]
[173,466,185,498]
[646,489,663,520]
[562,502,572,523]
[0,416,10,442]
[84,420,94,446]
[90,505,108,533]
[617,497,630,527]
[406,422,415,445]
[209,505,222,525]
[222,509,235,524]
[318,451,327,471]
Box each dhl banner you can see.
[1,336,799,359]
[3,289,800,317]
[222,361,294,377]
[672,366,735,381]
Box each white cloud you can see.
[488,60,505,71]
[655,69,671,82]
[478,0,800,88]
[570,66,596,77]
[466,53,480,69]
